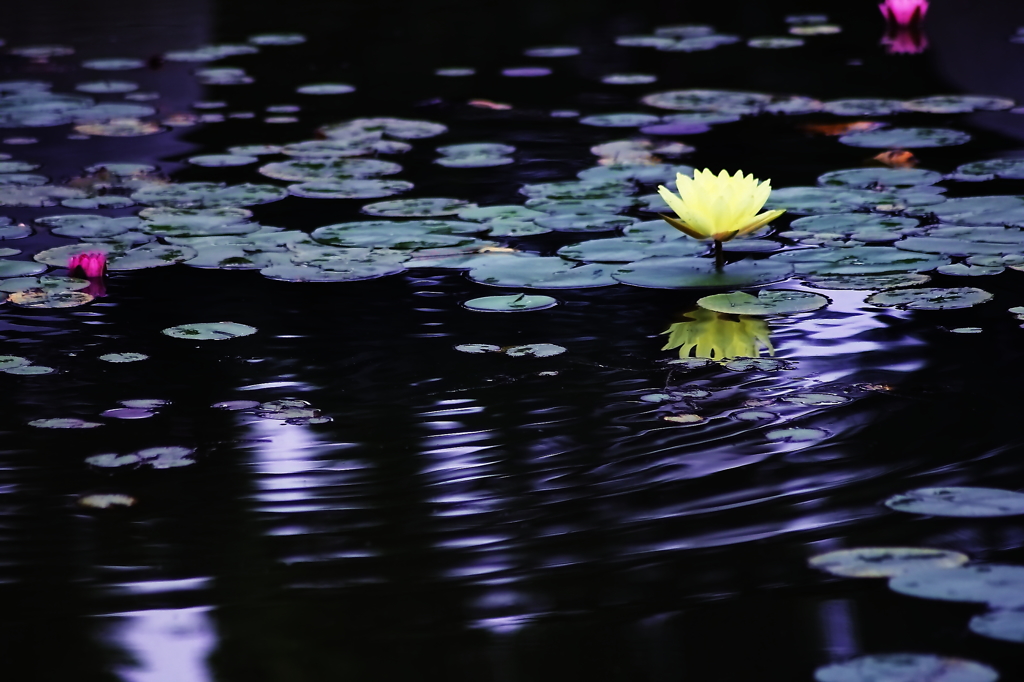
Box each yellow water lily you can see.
[657,169,785,243]
[662,307,774,360]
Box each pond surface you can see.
[2,1,1024,680]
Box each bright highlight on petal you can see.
[656,168,785,243]
[879,0,928,26]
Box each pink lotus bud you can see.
[68,251,107,278]
[882,26,928,54]
[879,0,928,26]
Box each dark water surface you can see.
[2,1,1024,680]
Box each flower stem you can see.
[714,240,724,271]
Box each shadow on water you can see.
[1,0,1024,680]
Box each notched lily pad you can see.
[505,343,565,357]
[99,352,148,363]
[697,290,829,315]
[361,197,473,217]
[29,418,102,428]
[463,294,557,312]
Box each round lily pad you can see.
[918,195,1024,226]
[765,427,828,442]
[249,33,306,45]
[889,564,1024,609]
[101,407,153,419]
[75,80,138,94]
[188,154,258,167]
[612,257,793,289]
[773,247,949,276]
[297,83,355,95]
[3,365,54,375]
[289,179,413,199]
[579,113,661,127]
[132,182,288,208]
[320,117,447,140]
[904,95,1014,114]
[839,127,971,149]
[29,418,102,428]
[814,654,997,682]
[867,287,993,310]
[0,259,47,277]
[969,608,1024,643]
[641,89,771,113]
[260,158,402,181]
[85,453,141,468]
[748,37,804,48]
[108,244,196,270]
[558,237,706,263]
[602,74,657,85]
[81,58,144,71]
[505,343,565,357]
[0,223,32,239]
[821,98,908,116]
[75,118,164,137]
[99,352,148,363]
[0,356,29,370]
[469,256,617,289]
[809,547,970,578]
[7,289,93,308]
[361,197,474,217]
[953,158,1024,181]
[817,168,943,188]
[463,294,557,312]
[455,344,502,354]
[697,290,830,315]
[162,322,257,340]
[885,486,1024,517]
[62,195,136,209]
[261,263,404,282]
[523,46,580,57]
[534,214,637,233]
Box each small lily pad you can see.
[809,547,969,578]
[361,197,474,217]
[288,179,413,199]
[839,127,971,149]
[132,182,288,208]
[889,564,1024,609]
[3,365,54,375]
[7,289,93,308]
[697,290,830,315]
[85,453,141,467]
[867,287,993,311]
[885,486,1024,517]
[0,356,29,369]
[723,358,792,371]
[162,322,257,340]
[613,257,793,289]
[78,494,136,509]
[456,344,502,354]
[765,427,828,442]
[296,83,355,95]
[99,352,148,363]
[579,113,661,127]
[505,343,565,357]
[101,407,154,419]
[463,294,557,312]
[814,654,997,682]
[29,418,102,428]
[782,392,849,406]
[188,154,259,167]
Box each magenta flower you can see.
[879,0,928,26]
[882,25,928,54]
[68,251,107,278]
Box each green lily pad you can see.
[296,83,355,95]
[904,95,1014,114]
[885,486,1024,516]
[61,195,136,209]
[0,173,48,186]
[557,237,705,262]
[435,154,513,168]
[107,244,196,270]
[320,117,447,140]
[783,392,849,405]
[3,364,54,375]
[814,654,997,682]
[483,219,551,237]
[458,205,545,222]
[85,453,141,467]
[764,187,906,215]
[577,163,695,185]
[99,352,148,363]
[259,158,402,181]
[75,80,138,94]
[0,356,29,369]
[261,263,404,282]
[601,73,657,84]
[579,113,661,127]
[0,223,32,239]
[801,273,931,290]
[189,154,258,167]
[534,213,637,233]
[612,257,793,289]
[469,256,617,288]
[39,214,139,238]
[310,221,476,249]
[505,343,566,357]
[463,294,557,312]
[889,564,1024,609]
[748,37,804,48]
[0,259,48,277]
[787,214,921,243]
[288,179,413,199]
[131,182,288,208]
[821,98,908,116]
[81,58,145,71]
[249,33,306,45]
[361,197,474,217]
[640,89,772,113]
[817,168,943,188]
[0,275,87,293]
[521,179,633,200]
[765,427,828,442]
[657,35,741,52]
[162,321,257,340]
[839,127,971,149]
[935,263,1004,276]
[0,161,40,173]
[809,547,970,578]
[773,247,950,275]
[916,195,1024,226]
[29,418,102,428]
[969,608,1024,643]
[228,144,282,156]
[867,287,992,310]
[732,410,776,421]
[524,46,580,57]
[0,185,86,207]
[953,158,1024,181]
[456,344,502,354]
[280,139,376,157]
[697,290,830,315]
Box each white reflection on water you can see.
[108,607,216,682]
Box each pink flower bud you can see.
[68,251,107,278]
[879,0,928,26]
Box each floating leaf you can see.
[189,154,258,167]
[817,168,943,188]
[3,365,54,375]
[296,83,355,95]
[904,95,1014,114]
[361,197,474,217]
[889,565,1024,609]
[748,37,804,48]
[723,357,792,371]
[814,654,997,682]
[86,453,141,467]
[463,294,557,312]
[782,392,849,406]
[612,257,793,289]
[809,547,970,578]
[289,179,413,199]
[455,344,502,354]
[29,418,102,428]
[505,343,565,357]
[0,356,29,369]
[839,127,971,148]
[99,353,148,363]
[81,58,144,71]
[161,322,257,340]
[78,494,136,509]
[0,259,48,277]
[801,273,931,290]
[969,608,1024,644]
[469,256,617,288]
[248,33,306,45]
[7,288,92,308]
[579,113,661,127]
[697,290,830,315]
[765,427,828,442]
[885,486,1024,517]
[132,182,288,208]
[821,98,908,116]
[867,287,992,311]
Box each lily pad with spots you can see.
[613,257,793,289]
[289,179,413,199]
[970,608,1024,643]
[463,294,557,312]
[698,290,829,315]
[131,182,288,208]
[0,259,48,278]
[29,418,102,428]
[889,564,1024,609]
[470,257,618,289]
[814,654,997,682]
[7,288,92,308]
[839,127,971,149]
[99,353,147,363]
[817,168,943,188]
[867,287,992,310]
[809,547,970,578]
[361,197,474,217]
[885,486,1024,516]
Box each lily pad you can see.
[289,179,413,199]
[765,427,828,442]
[641,89,772,114]
[98,353,148,363]
[463,294,557,312]
[817,168,943,188]
[867,287,992,310]
[7,289,93,308]
[821,98,908,116]
[885,486,1024,516]
[904,95,1014,114]
[802,273,931,290]
[81,58,144,71]
[558,237,706,262]
[839,127,971,149]
[261,262,404,282]
[889,564,1024,609]
[697,290,830,315]
[456,344,502,354]
[534,213,637,233]
[723,357,792,372]
[108,244,196,270]
[162,322,257,340]
[814,654,997,682]
[29,418,102,428]
[248,33,306,45]
[361,197,474,217]
[320,117,447,140]
[75,80,138,94]
[296,83,355,95]
[809,547,970,578]
[131,182,288,208]
[0,259,47,277]
[469,257,617,288]
[0,356,29,370]
[612,257,793,289]
[773,247,950,275]
[260,158,402,181]
[188,154,258,167]
[523,46,580,57]
[579,113,661,127]
[505,343,565,357]
[969,608,1024,643]
[86,453,141,467]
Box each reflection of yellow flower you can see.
[661,307,774,359]
[657,169,786,242]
